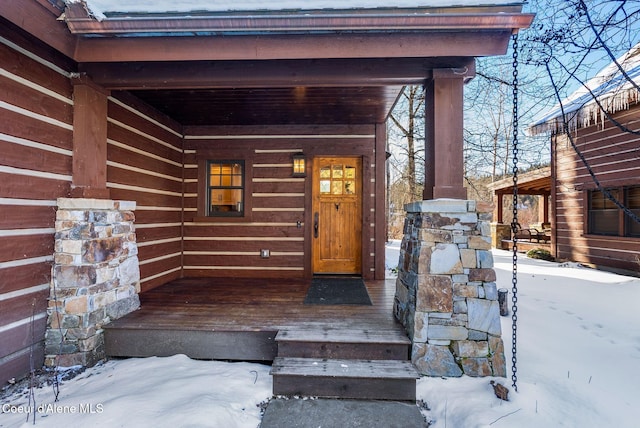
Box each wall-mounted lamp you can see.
[292,153,306,177]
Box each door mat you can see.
[304,277,372,305]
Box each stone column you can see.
[491,223,512,249]
[45,198,141,367]
[394,199,506,377]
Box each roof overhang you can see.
[1,0,534,126]
[487,166,552,195]
[61,2,534,63]
[63,3,533,36]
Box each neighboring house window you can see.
[588,189,620,235]
[588,187,640,237]
[207,161,244,217]
[625,186,640,237]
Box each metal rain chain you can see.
[510,33,520,392]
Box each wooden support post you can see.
[496,193,504,224]
[71,74,110,199]
[374,122,387,280]
[424,69,467,200]
[542,193,550,224]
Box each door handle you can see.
[314,212,319,238]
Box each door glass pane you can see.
[331,180,343,195]
[320,180,331,193]
[320,167,331,178]
[332,164,343,178]
[345,166,356,179]
[345,180,355,194]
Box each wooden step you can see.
[104,327,278,361]
[271,357,419,401]
[275,327,411,360]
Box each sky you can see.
[2,245,639,427]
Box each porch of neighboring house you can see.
[487,166,553,253]
[105,277,420,401]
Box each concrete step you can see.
[271,357,419,401]
[275,327,411,360]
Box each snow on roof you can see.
[65,0,523,20]
[529,43,640,135]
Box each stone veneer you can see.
[394,199,506,377]
[45,198,141,367]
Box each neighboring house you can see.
[0,0,532,383]
[529,43,640,275]
[487,166,552,252]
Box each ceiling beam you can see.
[73,31,512,62]
[80,58,476,90]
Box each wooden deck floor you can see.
[104,277,407,361]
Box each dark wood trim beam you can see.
[424,69,467,200]
[0,0,77,59]
[70,75,110,199]
[494,190,552,196]
[374,122,387,280]
[495,193,504,224]
[80,58,475,90]
[73,31,513,62]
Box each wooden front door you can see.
[312,157,362,274]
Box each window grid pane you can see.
[207,161,244,217]
[319,162,357,196]
[625,187,640,237]
[588,189,619,235]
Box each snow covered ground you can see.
[1,244,639,427]
[416,247,640,428]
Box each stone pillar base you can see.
[491,222,512,249]
[46,198,141,368]
[394,199,506,377]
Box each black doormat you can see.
[304,277,372,305]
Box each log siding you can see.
[182,126,379,279]
[0,27,73,384]
[106,92,185,292]
[0,38,388,384]
[553,106,640,275]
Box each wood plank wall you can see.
[0,20,388,384]
[0,22,75,384]
[182,125,379,279]
[553,106,640,274]
[106,91,184,292]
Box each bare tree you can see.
[388,85,425,203]
[464,56,553,186]
[386,0,639,212]
[524,0,640,223]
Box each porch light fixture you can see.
[292,153,306,177]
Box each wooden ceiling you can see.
[129,86,403,126]
[86,57,473,127]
